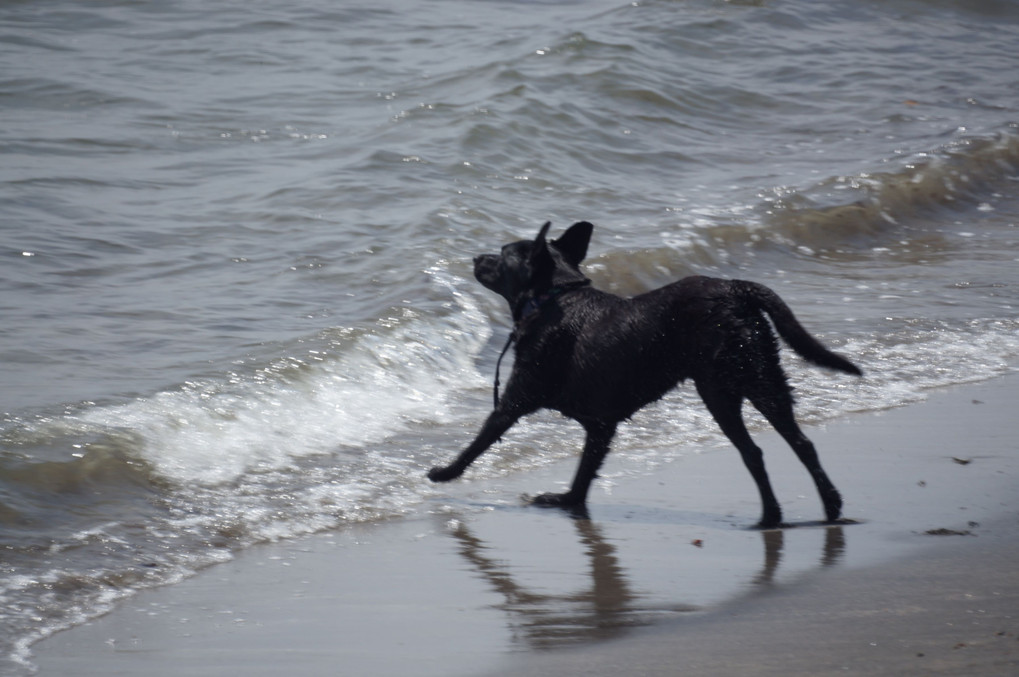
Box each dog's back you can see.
[528,275,857,422]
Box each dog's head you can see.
[473,221,593,312]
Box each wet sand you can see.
[32,372,1019,675]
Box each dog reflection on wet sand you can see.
[449,518,846,650]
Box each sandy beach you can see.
[32,371,1019,676]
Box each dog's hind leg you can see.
[533,420,617,511]
[696,383,783,528]
[749,393,843,523]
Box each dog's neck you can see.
[493,278,590,409]
[513,279,591,326]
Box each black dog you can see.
[428,222,862,527]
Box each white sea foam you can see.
[67,270,488,488]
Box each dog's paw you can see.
[427,465,462,483]
[823,492,843,523]
[531,492,590,518]
[756,510,784,530]
[531,492,579,508]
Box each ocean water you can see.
[2,0,1018,671]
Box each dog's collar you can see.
[514,279,591,324]
[493,279,590,409]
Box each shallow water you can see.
[2,0,1018,671]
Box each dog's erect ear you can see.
[529,221,553,264]
[528,221,555,282]
[534,221,552,246]
[553,221,593,267]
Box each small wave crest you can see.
[3,270,485,490]
[760,127,1019,250]
[629,127,1019,270]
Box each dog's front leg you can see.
[428,409,521,483]
[533,421,617,509]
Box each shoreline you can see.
[31,371,1019,676]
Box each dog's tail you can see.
[738,280,863,376]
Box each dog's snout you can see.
[474,254,498,270]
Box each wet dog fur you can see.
[428,222,862,527]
